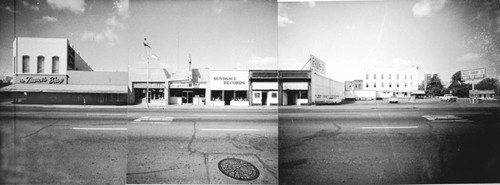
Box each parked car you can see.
[439,94,457,102]
[324,96,342,105]
[389,96,398,103]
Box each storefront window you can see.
[211,90,223,101]
[254,93,260,98]
[298,90,308,99]
[234,91,247,101]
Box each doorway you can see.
[182,91,193,104]
[261,91,268,106]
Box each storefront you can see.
[132,81,166,103]
[0,72,129,105]
[249,70,278,106]
[168,81,206,105]
[207,70,249,106]
[279,70,311,106]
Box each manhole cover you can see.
[218,158,260,181]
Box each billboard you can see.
[461,68,486,81]
[309,55,326,74]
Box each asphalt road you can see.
[279,102,500,184]
[0,106,278,184]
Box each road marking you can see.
[72,128,128,131]
[358,126,419,129]
[199,128,261,132]
[133,116,173,125]
[87,113,126,116]
[422,115,472,122]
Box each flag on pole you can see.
[143,38,151,48]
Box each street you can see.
[0,106,278,184]
[279,101,500,184]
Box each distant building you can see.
[345,80,363,90]
[361,67,420,98]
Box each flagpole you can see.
[147,47,150,108]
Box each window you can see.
[374,83,377,88]
[37,56,45,73]
[366,84,369,88]
[397,74,399,79]
[411,82,413,87]
[271,92,277,98]
[298,90,308,99]
[52,56,59,74]
[411,75,413,80]
[13,57,16,74]
[405,82,407,87]
[389,74,392,79]
[405,75,407,80]
[254,93,260,98]
[373,74,376,80]
[389,83,392,88]
[397,82,400,88]
[381,82,384,88]
[366,74,369,80]
[22,55,30,73]
[381,74,384,79]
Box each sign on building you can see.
[209,70,249,90]
[309,55,326,75]
[461,68,486,81]
[15,74,67,84]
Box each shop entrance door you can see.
[182,91,193,104]
[224,90,234,105]
[287,91,297,105]
[261,91,268,106]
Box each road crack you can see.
[280,122,342,151]
[126,163,204,175]
[21,120,63,139]
[254,154,278,180]
[187,121,197,154]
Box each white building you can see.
[13,37,92,75]
[363,67,419,98]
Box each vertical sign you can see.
[309,55,326,75]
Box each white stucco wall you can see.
[13,37,68,75]
[12,37,92,75]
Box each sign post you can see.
[461,68,486,104]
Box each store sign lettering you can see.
[19,76,65,84]
[213,77,245,85]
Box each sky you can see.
[278,0,500,85]
[1,0,499,87]
[0,0,277,78]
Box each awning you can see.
[0,84,129,94]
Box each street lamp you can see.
[144,38,152,108]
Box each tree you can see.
[426,74,445,96]
[475,78,500,95]
[448,71,472,97]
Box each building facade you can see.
[363,67,419,98]
[0,37,129,105]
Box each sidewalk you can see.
[0,101,278,110]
